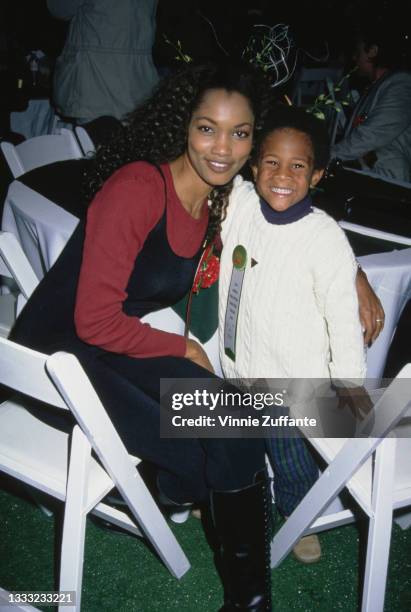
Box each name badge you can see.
[224,245,247,361]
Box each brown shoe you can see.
[293,534,321,564]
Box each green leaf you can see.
[314,111,325,120]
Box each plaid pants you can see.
[266,436,319,516]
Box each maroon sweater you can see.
[74,162,209,357]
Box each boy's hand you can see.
[355,268,385,345]
[336,385,373,420]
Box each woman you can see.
[11,62,383,610]
[11,62,273,611]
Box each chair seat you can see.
[0,293,16,338]
[0,399,132,511]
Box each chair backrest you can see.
[2,181,79,279]
[0,128,83,178]
[74,126,96,156]
[0,337,67,409]
[292,67,343,106]
[0,231,38,315]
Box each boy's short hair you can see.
[252,105,330,170]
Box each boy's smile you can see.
[252,128,323,212]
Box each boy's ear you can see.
[310,168,324,188]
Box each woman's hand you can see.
[185,338,215,374]
[356,268,385,345]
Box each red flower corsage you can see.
[192,241,220,294]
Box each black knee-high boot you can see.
[210,470,272,611]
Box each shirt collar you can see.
[259,193,313,225]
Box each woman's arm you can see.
[74,165,187,358]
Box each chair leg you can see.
[394,511,411,530]
[59,426,91,612]
[361,439,396,612]
[27,486,53,517]
[271,438,376,567]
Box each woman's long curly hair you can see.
[84,62,271,242]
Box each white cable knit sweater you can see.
[219,177,366,381]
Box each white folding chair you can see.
[74,126,96,156]
[0,337,190,611]
[0,128,83,179]
[0,231,39,337]
[270,366,411,612]
[2,181,79,280]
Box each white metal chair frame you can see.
[270,366,411,612]
[0,337,190,611]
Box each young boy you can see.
[219,106,366,562]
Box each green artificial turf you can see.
[0,481,410,612]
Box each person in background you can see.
[331,21,411,182]
[47,0,159,123]
[219,106,373,563]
